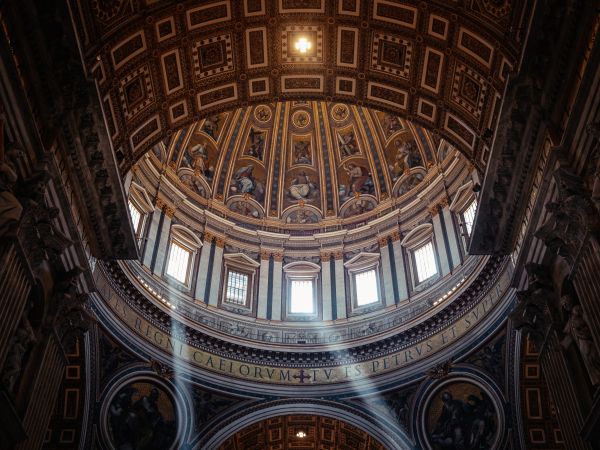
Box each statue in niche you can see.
[561,293,600,386]
[1,315,36,392]
[288,171,318,201]
[337,130,359,157]
[0,135,24,237]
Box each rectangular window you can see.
[355,269,379,306]
[463,199,477,236]
[225,270,249,305]
[290,279,314,314]
[414,241,437,282]
[128,200,142,235]
[165,241,191,284]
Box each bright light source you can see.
[294,37,312,53]
[296,431,307,438]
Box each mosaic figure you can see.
[337,130,359,157]
[382,113,402,136]
[395,172,424,196]
[288,171,318,201]
[230,164,265,203]
[202,115,220,138]
[293,140,312,165]
[342,197,376,218]
[244,128,266,161]
[285,209,319,224]
[107,382,177,450]
[343,163,374,197]
[229,200,262,219]
[426,382,498,450]
[389,139,422,181]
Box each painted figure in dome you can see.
[389,139,422,181]
[189,143,208,175]
[231,165,265,202]
[293,140,312,165]
[344,163,374,195]
[202,115,220,138]
[288,171,318,201]
[338,131,359,157]
[382,113,402,136]
[245,128,265,161]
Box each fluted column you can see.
[333,251,347,319]
[320,252,333,321]
[378,236,395,307]
[257,251,271,319]
[207,236,225,307]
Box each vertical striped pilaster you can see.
[16,334,66,450]
[194,240,212,303]
[379,237,395,307]
[208,239,224,307]
[0,241,31,369]
[270,256,283,321]
[540,331,593,450]
[321,254,333,321]
[573,239,600,354]
[333,256,347,319]
[257,253,270,319]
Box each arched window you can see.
[165,225,202,287]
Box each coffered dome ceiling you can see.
[146,101,453,229]
[70,0,528,176]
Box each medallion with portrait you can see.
[424,381,500,450]
[106,380,178,450]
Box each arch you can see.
[282,261,321,273]
[449,180,476,212]
[128,181,154,213]
[194,400,414,450]
[401,223,434,249]
[170,224,203,249]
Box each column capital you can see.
[428,204,440,216]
